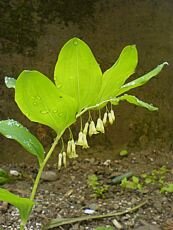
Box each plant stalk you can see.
[30,134,61,201]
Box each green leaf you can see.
[15,70,77,134]
[0,188,34,225]
[117,62,168,96]
[0,119,45,166]
[0,168,10,185]
[98,45,138,102]
[54,37,102,112]
[119,149,128,156]
[161,184,173,193]
[4,77,16,89]
[111,94,158,111]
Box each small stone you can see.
[134,224,161,230]
[83,208,95,214]
[88,203,98,210]
[112,219,123,229]
[41,171,58,181]
[0,201,8,211]
[10,169,20,176]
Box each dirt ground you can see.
[0,146,173,230]
[0,1,173,229]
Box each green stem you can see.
[20,224,24,230]
[76,98,118,118]
[46,200,147,229]
[30,134,61,201]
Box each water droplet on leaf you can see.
[57,84,62,89]
[40,110,49,114]
[73,40,78,45]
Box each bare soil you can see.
[0,147,173,230]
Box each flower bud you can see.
[96,118,105,133]
[89,121,98,136]
[83,122,89,135]
[103,112,108,125]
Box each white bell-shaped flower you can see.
[82,133,89,149]
[83,122,89,135]
[71,139,78,158]
[67,140,73,156]
[76,131,84,146]
[103,112,108,125]
[62,151,67,167]
[96,118,105,133]
[58,152,63,170]
[89,121,98,136]
[108,112,114,125]
[111,110,115,121]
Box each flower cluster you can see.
[57,109,115,169]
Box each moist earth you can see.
[0,147,173,230]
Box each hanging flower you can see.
[111,110,115,121]
[83,122,89,135]
[82,133,89,149]
[71,139,78,158]
[67,139,78,158]
[103,112,108,125]
[76,131,84,146]
[108,112,114,125]
[62,151,67,167]
[67,140,72,155]
[58,152,63,170]
[89,121,98,136]
[96,118,105,133]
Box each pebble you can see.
[134,224,161,230]
[10,169,20,176]
[41,170,58,181]
[0,201,8,211]
[112,219,123,229]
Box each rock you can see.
[112,219,123,229]
[134,224,161,230]
[41,171,58,181]
[88,203,99,210]
[0,201,8,211]
[10,169,20,176]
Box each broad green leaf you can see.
[111,94,158,111]
[98,45,138,102]
[0,119,45,165]
[0,188,34,225]
[116,62,168,96]
[4,77,16,89]
[0,168,10,185]
[54,37,102,112]
[15,70,77,134]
